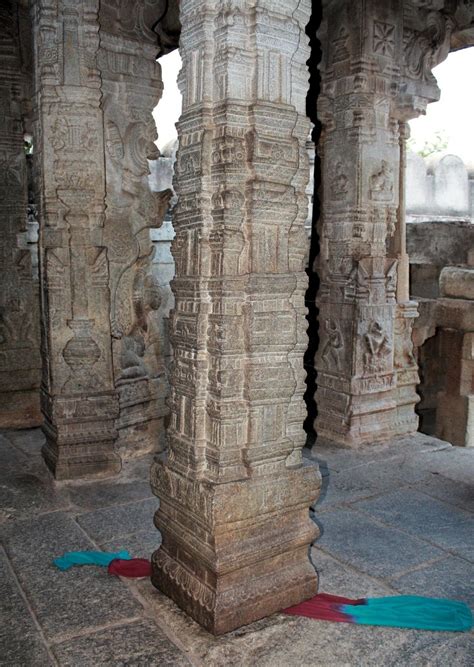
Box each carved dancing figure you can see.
[321,318,343,371]
[370,160,393,200]
[119,271,162,380]
[363,320,392,372]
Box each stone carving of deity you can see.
[370,160,393,201]
[321,318,344,371]
[363,320,392,373]
[119,273,162,380]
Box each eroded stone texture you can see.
[151,0,320,635]
[313,0,474,447]
[31,0,120,479]
[0,0,42,429]
[98,1,173,458]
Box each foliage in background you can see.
[408,130,449,158]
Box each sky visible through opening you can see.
[154,48,474,163]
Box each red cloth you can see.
[108,558,152,578]
[283,593,365,623]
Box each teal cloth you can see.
[342,596,472,632]
[53,550,132,571]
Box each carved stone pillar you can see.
[315,0,404,446]
[313,0,468,447]
[31,0,120,479]
[151,0,320,635]
[0,0,42,428]
[98,1,173,458]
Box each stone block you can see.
[353,489,474,560]
[76,498,157,544]
[52,619,189,666]
[2,512,142,640]
[390,555,474,606]
[317,508,444,578]
[440,266,474,300]
[0,550,52,666]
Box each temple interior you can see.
[1,0,473,664]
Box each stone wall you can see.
[406,151,474,221]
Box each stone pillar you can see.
[98,1,173,458]
[31,0,120,479]
[0,0,42,428]
[313,0,467,447]
[151,0,320,635]
[393,122,420,436]
[315,0,404,446]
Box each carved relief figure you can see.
[330,162,348,200]
[321,318,344,371]
[370,160,393,201]
[363,321,392,373]
[119,270,162,381]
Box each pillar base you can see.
[41,390,121,480]
[151,460,320,635]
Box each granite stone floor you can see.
[1,428,473,666]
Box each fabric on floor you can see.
[53,550,132,571]
[108,558,152,578]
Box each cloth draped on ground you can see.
[108,558,152,578]
[53,550,132,571]
[284,593,473,632]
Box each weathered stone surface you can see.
[67,479,153,512]
[0,468,69,523]
[391,555,474,606]
[413,474,474,513]
[0,0,42,430]
[133,579,473,667]
[102,527,161,560]
[98,1,172,458]
[354,489,474,560]
[76,498,157,544]
[52,619,190,667]
[312,549,395,598]
[151,0,320,634]
[31,0,121,480]
[1,512,142,640]
[317,508,444,578]
[1,427,473,665]
[440,266,474,300]
[0,550,53,666]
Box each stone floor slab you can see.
[0,549,53,667]
[411,447,474,486]
[311,548,396,598]
[68,479,154,512]
[76,498,157,545]
[310,433,448,474]
[412,474,474,514]
[316,508,444,578]
[1,512,142,641]
[390,555,474,606]
[6,428,45,458]
[0,468,70,523]
[52,619,190,666]
[132,581,472,667]
[102,527,161,559]
[354,489,474,561]
[314,459,430,512]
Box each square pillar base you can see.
[151,460,320,635]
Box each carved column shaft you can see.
[315,0,403,446]
[31,0,120,479]
[98,0,173,458]
[0,0,42,428]
[151,0,320,635]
